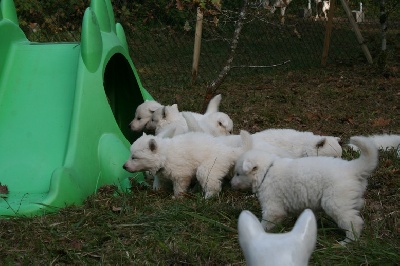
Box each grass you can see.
[1,63,399,264]
[3,1,400,263]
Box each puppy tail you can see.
[349,135,379,177]
[240,130,253,152]
[204,94,222,114]
[182,112,204,133]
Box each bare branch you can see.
[202,0,248,112]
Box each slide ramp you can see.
[0,0,151,216]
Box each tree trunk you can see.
[378,0,388,68]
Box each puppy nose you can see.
[123,164,127,170]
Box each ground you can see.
[0,63,399,264]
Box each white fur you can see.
[204,94,222,114]
[123,130,253,198]
[263,0,293,24]
[129,100,163,132]
[347,134,400,156]
[146,95,231,137]
[182,111,234,137]
[217,128,342,158]
[369,134,400,149]
[315,0,330,20]
[147,104,189,137]
[238,209,317,266]
[231,136,378,244]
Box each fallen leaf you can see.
[112,206,122,212]
[176,0,184,10]
[372,117,391,127]
[306,112,320,120]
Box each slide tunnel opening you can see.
[103,53,143,143]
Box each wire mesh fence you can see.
[13,0,400,92]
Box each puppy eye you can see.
[131,156,135,160]
[137,117,141,121]
[218,122,223,126]
[252,166,258,171]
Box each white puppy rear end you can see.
[232,135,378,244]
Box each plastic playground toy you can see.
[0,0,153,216]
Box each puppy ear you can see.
[149,139,157,152]
[242,159,254,173]
[335,137,343,146]
[316,138,326,149]
[149,103,161,112]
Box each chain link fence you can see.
[14,0,400,92]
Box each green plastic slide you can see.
[0,0,152,216]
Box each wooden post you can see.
[192,7,204,83]
[321,0,336,66]
[339,0,373,64]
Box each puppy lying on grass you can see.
[238,209,317,266]
[123,130,252,198]
[231,136,378,244]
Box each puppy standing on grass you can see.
[123,130,253,198]
[147,104,189,137]
[347,133,400,157]
[231,136,378,244]
[147,95,233,137]
[129,100,163,132]
[128,94,223,133]
[216,128,342,158]
[182,111,234,137]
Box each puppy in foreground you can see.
[232,136,378,244]
[238,209,317,266]
[123,130,252,198]
[129,100,163,132]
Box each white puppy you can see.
[253,129,342,157]
[123,130,252,198]
[347,134,400,156]
[217,128,342,158]
[204,94,222,114]
[231,136,378,244]
[182,111,233,137]
[149,104,233,138]
[147,104,188,137]
[238,209,317,266]
[129,100,163,132]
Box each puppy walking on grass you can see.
[123,130,253,198]
[231,136,378,244]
